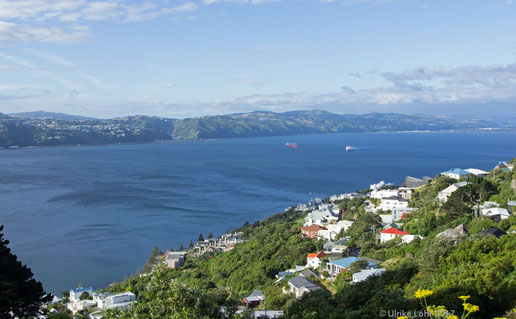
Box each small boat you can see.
[346,145,356,152]
[285,142,299,148]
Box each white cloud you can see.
[0,21,90,43]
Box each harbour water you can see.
[0,131,514,294]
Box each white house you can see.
[352,268,386,283]
[398,187,413,200]
[303,208,340,226]
[306,251,327,269]
[465,168,489,177]
[371,189,399,199]
[316,229,339,241]
[392,207,417,221]
[164,251,187,269]
[93,292,113,309]
[101,292,136,310]
[285,276,321,298]
[378,196,409,211]
[437,182,468,203]
[69,287,93,303]
[379,227,409,243]
[401,234,424,244]
[481,207,510,220]
[441,168,470,180]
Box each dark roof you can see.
[479,227,507,238]
[299,269,320,279]
[288,275,319,289]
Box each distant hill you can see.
[0,110,512,148]
[10,111,98,121]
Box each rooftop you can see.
[442,168,470,176]
[307,251,326,259]
[301,224,325,232]
[380,227,409,235]
[328,257,376,269]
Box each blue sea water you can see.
[0,132,515,294]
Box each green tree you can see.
[198,233,205,242]
[208,232,214,239]
[0,225,52,318]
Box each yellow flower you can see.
[458,295,470,302]
[414,288,434,298]
[463,302,480,313]
[447,316,459,319]
[493,317,507,319]
[427,305,448,316]
[397,317,408,319]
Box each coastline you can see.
[1,128,515,151]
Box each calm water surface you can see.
[0,132,515,294]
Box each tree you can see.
[179,242,184,250]
[198,233,204,242]
[208,232,214,239]
[79,291,91,300]
[189,240,194,248]
[0,225,52,318]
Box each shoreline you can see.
[2,128,515,152]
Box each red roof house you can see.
[380,227,409,243]
[301,224,325,238]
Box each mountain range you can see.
[0,110,513,147]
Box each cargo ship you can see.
[285,142,299,148]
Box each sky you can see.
[0,0,515,120]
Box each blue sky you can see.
[0,0,515,119]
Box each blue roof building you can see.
[326,257,377,276]
[441,168,471,180]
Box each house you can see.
[379,214,394,226]
[392,207,417,221]
[437,182,468,203]
[352,268,386,283]
[436,224,468,241]
[371,189,400,200]
[323,239,349,255]
[285,275,321,298]
[478,227,507,238]
[248,310,284,318]
[398,187,413,200]
[317,229,339,241]
[378,196,409,211]
[306,251,326,268]
[68,299,97,314]
[404,176,432,189]
[494,161,514,171]
[318,220,354,240]
[465,168,489,177]
[298,268,321,279]
[481,207,510,220]
[69,287,93,302]
[93,292,113,309]
[441,168,470,180]
[301,224,325,238]
[379,227,408,243]
[508,200,516,212]
[326,257,377,276]
[303,208,340,226]
[401,234,424,244]
[100,292,136,310]
[164,251,187,269]
[242,290,265,308]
